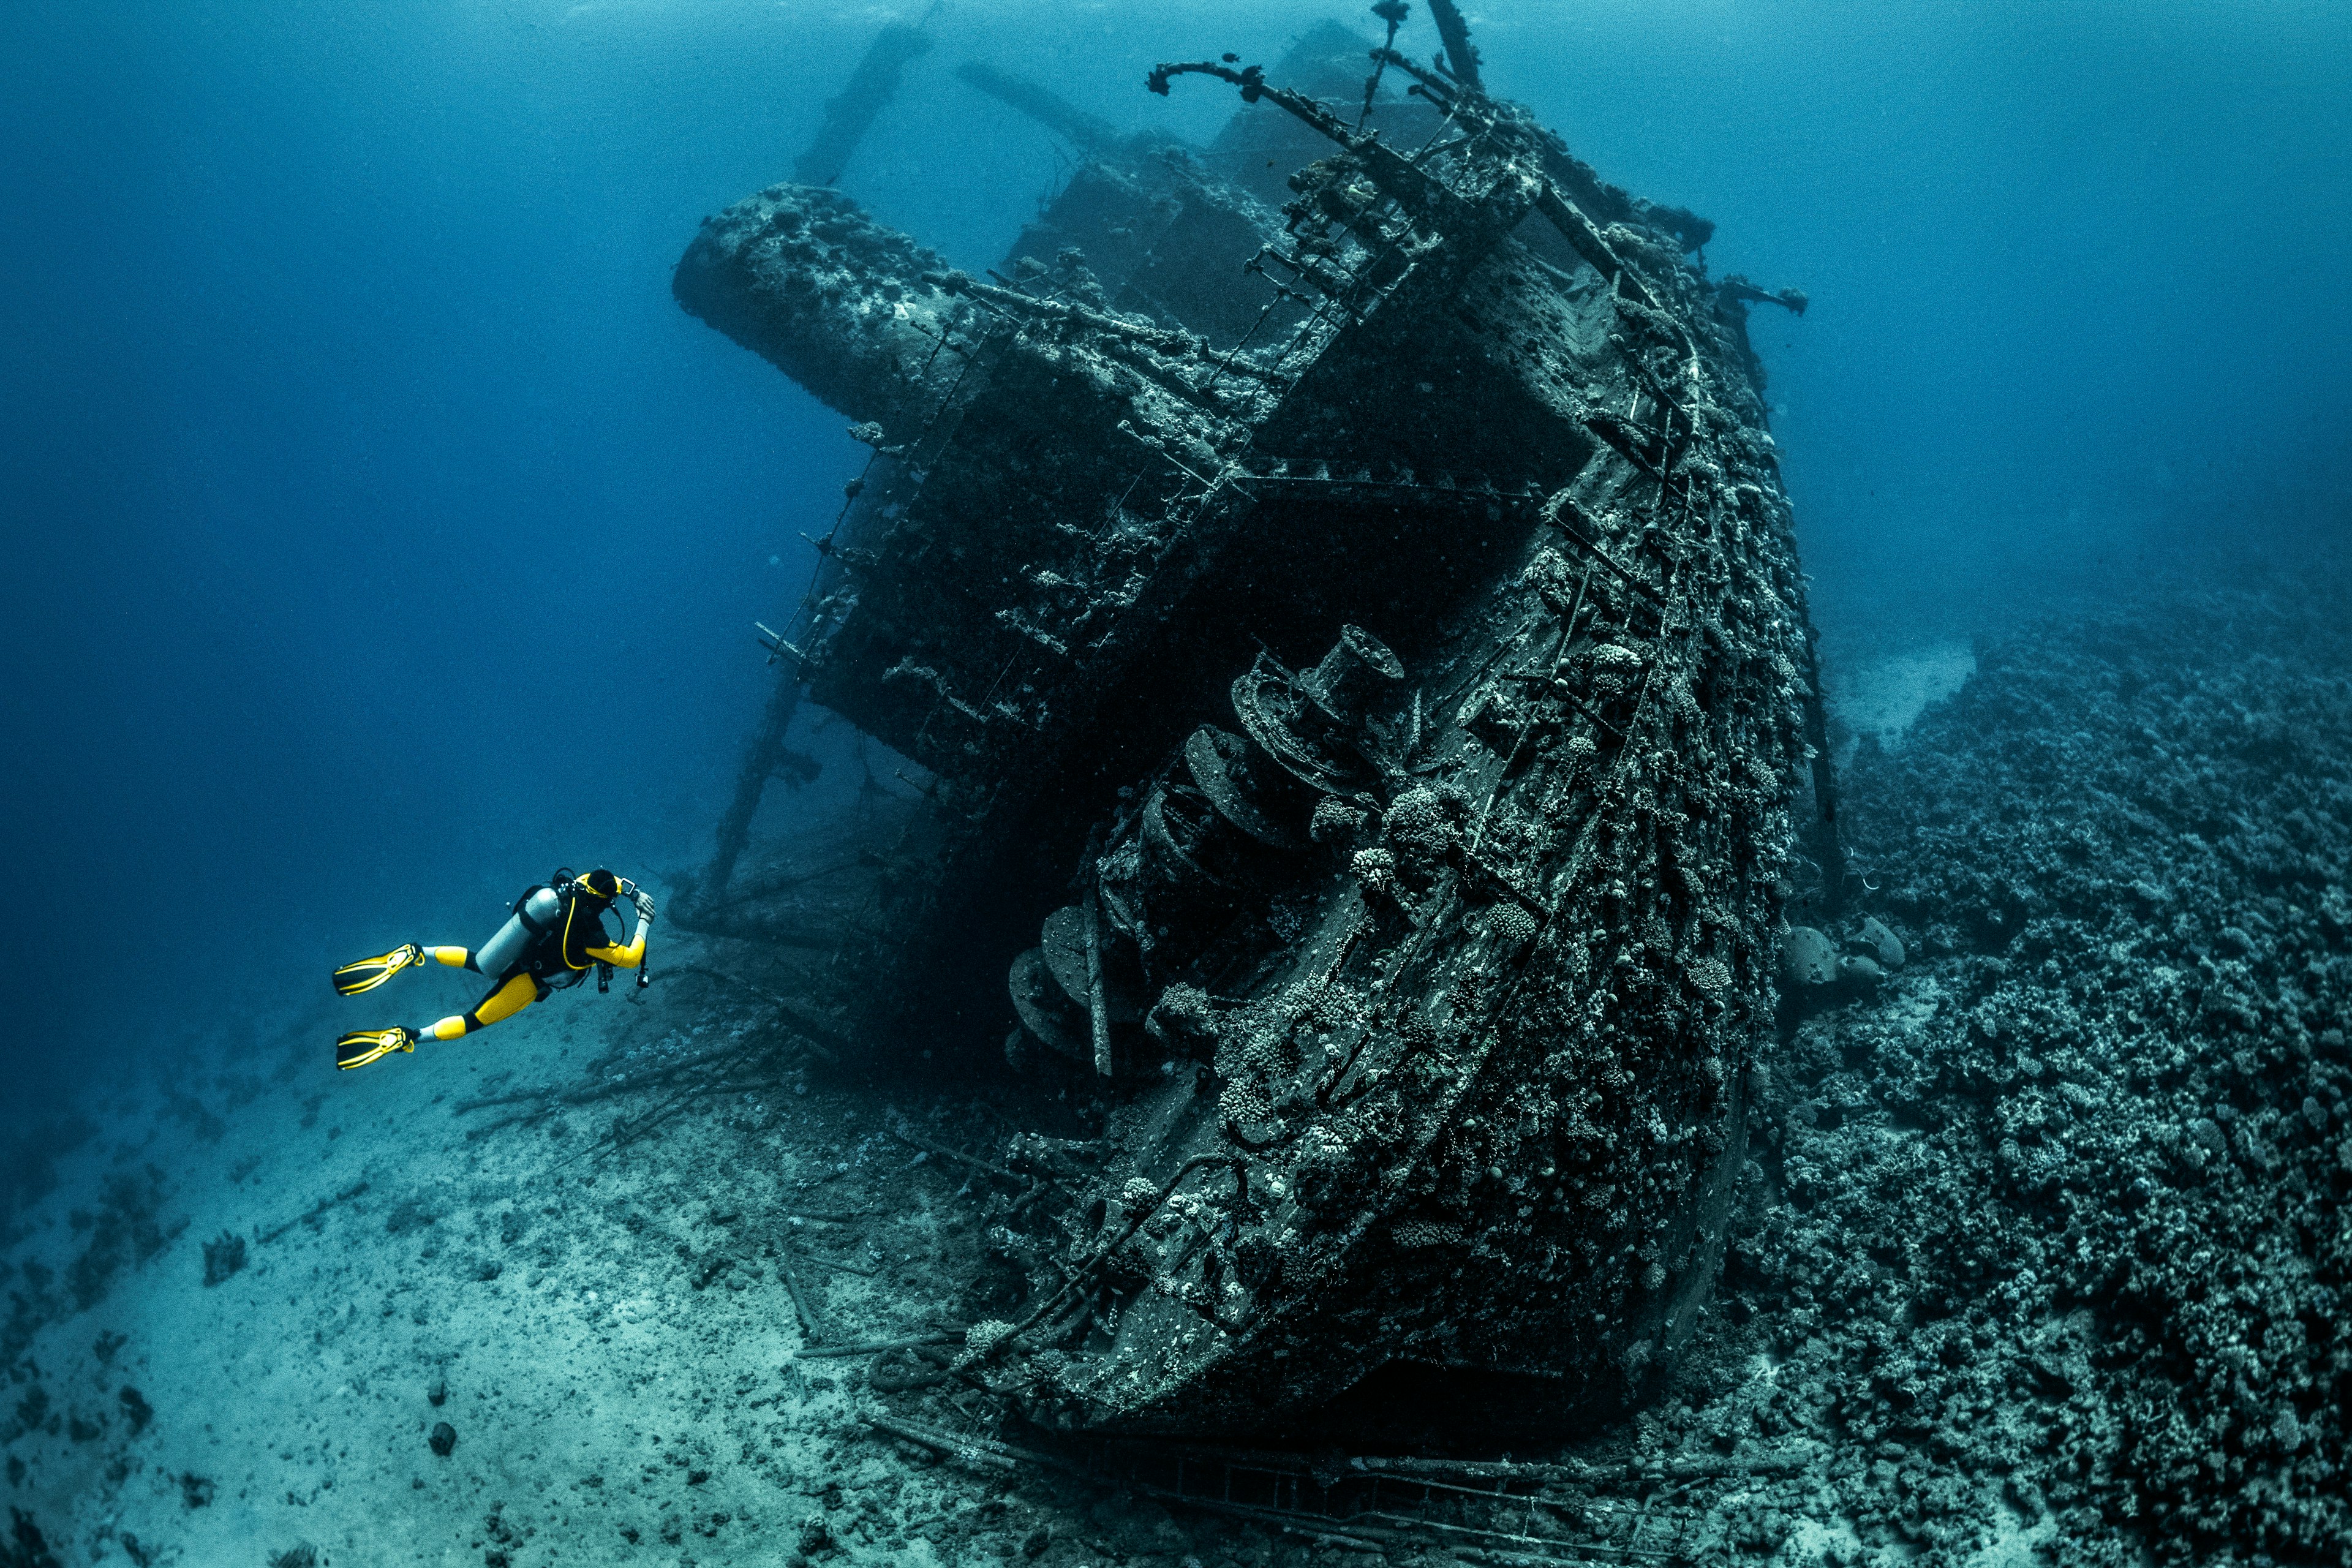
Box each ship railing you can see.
[1240,456,1547,500]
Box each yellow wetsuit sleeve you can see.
[586,927,647,969]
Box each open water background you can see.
[4,0,2346,1155]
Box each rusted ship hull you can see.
[676,10,1819,1434]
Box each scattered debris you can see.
[198,1231,245,1287]
[5,1509,63,1568]
[257,1180,369,1245]
[66,1167,178,1310]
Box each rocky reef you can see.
[1650,582,2352,1564]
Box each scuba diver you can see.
[329,868,657,1070]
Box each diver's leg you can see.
[428,946,481,972]
[422,972,540,1041]
[338,965,529,1069]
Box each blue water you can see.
[4,0,2346,1122]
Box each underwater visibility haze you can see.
[2,1,2350,1564]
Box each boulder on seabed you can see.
[1857,914,1906,968]
[1779,925,1839,988]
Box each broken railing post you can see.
[1799,623,1846,914]
[1425,0,1484,93]
[693,671,802,914]
[1083,887,1114,1077]
[1719,275,1809,315]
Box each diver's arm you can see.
[587,889,655,969]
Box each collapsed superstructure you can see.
[674,7,1824,1436]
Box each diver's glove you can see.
[633,891,658,922]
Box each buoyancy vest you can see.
[475,881,619,987]
[534,881,620,984]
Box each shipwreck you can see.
[672,3,1830,1438]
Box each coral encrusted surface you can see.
[1670,581,2352,1564]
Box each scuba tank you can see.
[473,885,565,981]
[475,869,633,990]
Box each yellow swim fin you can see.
[332,943,423,997]
[335,1027,417,1071]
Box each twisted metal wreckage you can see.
[669,3,1832,1445]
